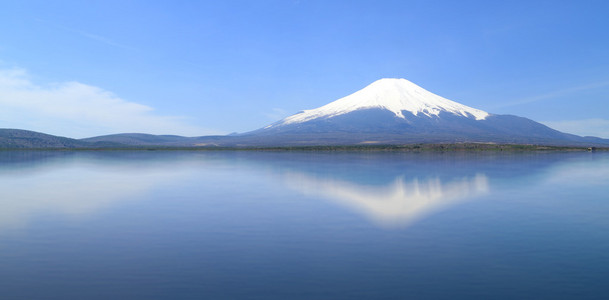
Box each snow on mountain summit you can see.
[276,78,489,127]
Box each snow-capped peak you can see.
[275,78,489,126]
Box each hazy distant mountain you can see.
[0,129,132,148]
[0,129,88,148]
[81,133,192,146]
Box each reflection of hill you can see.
[285,172,488,228]
[0,164,190,231]
[0,152,210,232]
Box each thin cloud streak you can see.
[495,80,609,109]
[75,30,136,51]
[35,18,136,51]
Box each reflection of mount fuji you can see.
[250,151,592,228]
[285,172,488,227]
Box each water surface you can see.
[1,151,608,299]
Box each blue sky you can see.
[0,0,608,138]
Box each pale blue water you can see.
[1,151,609,299]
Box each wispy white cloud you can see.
[0,67,217,138]
[541,119,609,139]
[496,80,609,108]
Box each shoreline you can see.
[0,143,606,152]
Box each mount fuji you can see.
[217,78,607,146]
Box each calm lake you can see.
[1,150,608,299]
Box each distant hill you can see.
[0,129,126,149]
[0,129,88,148]
[81,133,192,146]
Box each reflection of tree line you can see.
[0,157,193,231]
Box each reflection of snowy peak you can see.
[271,78,488,128]
[285,172,489,228]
